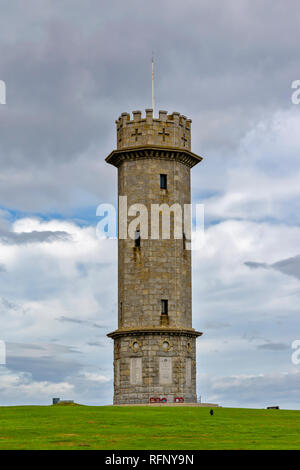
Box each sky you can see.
[0,0,300,408]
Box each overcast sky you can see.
[0,0,300,408]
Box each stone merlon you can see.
[115,109,193,151]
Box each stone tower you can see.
[106,109,203,404]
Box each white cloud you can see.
[0,212,300,406]
[0,217,115,404]
[0,369,73,401]
[201,109,300,223]
[83,372,110,383]
[198,369,300,409]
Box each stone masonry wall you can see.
[116,109,191,151]
[118,158,192,329]
[107,109,201,404]
[113,333,197,404]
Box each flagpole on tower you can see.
[152,52,155,115]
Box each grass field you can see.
[0,405,299,450]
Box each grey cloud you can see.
[204,321,231,329]
[0,297,24,312]
[0,230,72,245]
[76,262,113,276]
[56,316,110,330]
[272,256,300,280]
[6,342,83,382]
[6,342,80,357]
[0,0,300,212]
[57,316,86,324]
[199,370,300,408]
[63,373,113,404]
[7,356,83,382]
[245,255,300,280]
[0,367,113,406]
[11,343,45,351]
[92,323,110,329]
[0,264,6,272]
[87,341,105,347]
[244,261,268,270]
[257,342,289,351]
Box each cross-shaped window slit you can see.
[158,127,170,142]
[132,128,142,142]
[181,133,187,147]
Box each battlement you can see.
[115,109,192,150]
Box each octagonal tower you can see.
[106,109,203,404]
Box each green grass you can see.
[0,405,299,450]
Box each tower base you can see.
[107,327,202,406]
[112,403,220,407]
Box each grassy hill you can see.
[0,405,299,450]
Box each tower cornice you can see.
[105,145,203,169]
[107,327,203,339]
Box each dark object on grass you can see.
[52,399,75,406]
[267,406,280,410]
[210,409,214,416]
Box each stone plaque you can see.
[186,357,192,386]
[115,359,120,387]
[159,357,172,384]
[130,357,142,384]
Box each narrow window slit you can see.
[160,174,167,189]
[135,229,141,248]
[161,299,168,315]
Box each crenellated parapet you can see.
[115,109,192,150]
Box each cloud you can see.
[272,256,300,280]
[7,356,83,383]
[244,261,268,269]
[57,316,86,324]
[87,341,105,347]
[0,216,115,404]
[0,364,112,406]
[245,255,300,281]
[193,218,300,409]
[257,343,290,351]
[82,372,110,383]
[0,297,25,313]
[204,321,231,329]
[199,370,300,408]
[0,230,71,245]
[57,316,110,330]
[0,369,74,404]
[6,341,80,356]
[0,0,299,213]
[199,109,300,225]
[4,342,82,382]
[1,211,299,406]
